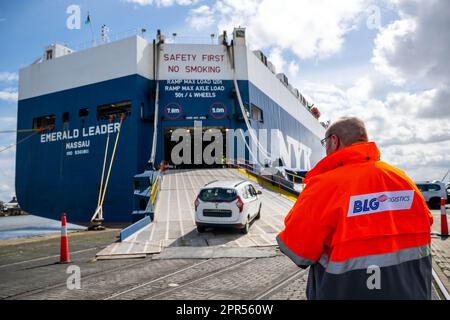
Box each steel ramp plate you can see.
[96,239,163,257]
[152,246,279,260]
[96,169,293,259]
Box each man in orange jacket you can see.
[277,117,433,299]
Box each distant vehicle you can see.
[415,181,448,209]
[446,184,450,204]
[1,196,23,216]
[195,180,262,234]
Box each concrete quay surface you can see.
[0,207,448,300]
[0,168,448,300]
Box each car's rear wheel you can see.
[241,218,249,234]
[428,198,441,210]
[255,204,261,220]
[197,225,206,233]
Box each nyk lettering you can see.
[348,190,414,217]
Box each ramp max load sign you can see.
[163,79,226,99]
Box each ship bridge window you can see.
[97,101,132,120]
[46,50,53,60]
[79,108,89,118]
[62,112,69,123]
[251,104,264,123]
[32,115,55,130]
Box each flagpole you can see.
[86,12,95,47]
[90,22,95,47]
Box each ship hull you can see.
[16,35,325,223]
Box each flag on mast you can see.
[85,12,91,25]
[85,12,95,46]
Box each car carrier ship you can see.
[16,28,326,224]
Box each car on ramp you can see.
[194,180,262,234]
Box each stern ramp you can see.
[96,168,293,259]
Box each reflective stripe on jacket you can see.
[277,142,433,299]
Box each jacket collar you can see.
[304,142,381,183]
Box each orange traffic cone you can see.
[440,198,449,237]
[60,213,71,263]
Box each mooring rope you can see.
[0,127,49,154]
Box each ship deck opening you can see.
[164,127,227,169]
[97,101,132,120]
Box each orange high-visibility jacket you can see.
[277,142,433,299]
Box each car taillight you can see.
[194,197,200,211]
[236,196,244,213]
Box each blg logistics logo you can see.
[347,190,414,217]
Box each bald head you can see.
[326,117,368,149]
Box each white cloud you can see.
[0,116,16,128]
[126,0,152,5]
[0,72,18,82]
[372,0,450,86]
[0,148,15,202]
[346,76,373,103]
[0,117,16,202]
[0,73,19,102]
[188,0,369,59]
[287,61,299,78]
[0,88,18,102]
[187,5,215,29]
[267,47,285,74]
[126,0,200,7]
[382,141,450,181]
[386,87,450,119]
[291,0,450,182]
[300,74,450,181]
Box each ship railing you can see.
[228,157,305,183]
[150,175,160,210]
[67,28,144,52]
[140,174,161,214]
[67,29,221,53]
[225,158,304,198]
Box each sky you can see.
[0,0,449,201]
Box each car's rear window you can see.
[416,184,441,192]
[416,184,427,192]
[199,188,237,202]
[428,184,441,191]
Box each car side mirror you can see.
[257,190,262,195]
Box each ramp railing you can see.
[131,170,162,222]
[226,158,304,199]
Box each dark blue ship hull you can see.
[16,75,324,223]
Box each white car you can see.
[415,181,448,209]
[194,180,262,234]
